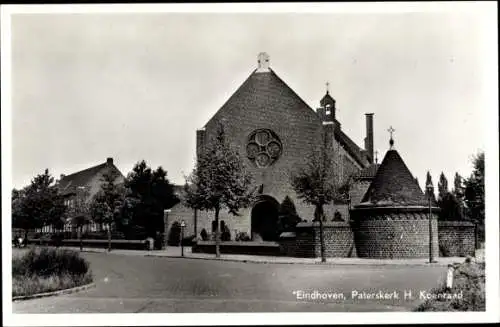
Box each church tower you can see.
[317,83,336,123]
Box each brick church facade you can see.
[168,53,377,241]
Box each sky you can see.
[5,3,497,193]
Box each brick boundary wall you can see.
[293,223,316,258]
[438,221,475,257]
[312,223,357,258]
[291,222,357,258]
[192,241,281,256]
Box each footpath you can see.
[58,246,478,267]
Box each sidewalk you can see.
[60,246,470,266]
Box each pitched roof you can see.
[334,127,370,168]
[204,68,320,128]
[360,149,427,206]
[58,161,123,195]
[204,66,369,169]
[353,163,380,180]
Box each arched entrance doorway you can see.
[251,195,280,242]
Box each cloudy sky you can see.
[5,3,497,192]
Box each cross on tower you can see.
[326,81,330,94]
[387,126,395,149]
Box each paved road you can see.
[13,252,448,313]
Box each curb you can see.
[12,282,96,302]
[143,254,459,267]
[64,247,463,267]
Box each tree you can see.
[12,188,29,238]
[291,138,342,263]
[12,169,66,238]
[184,125,255,258]
[89,170,126,251]
[70,186,91,251]
[124,161,178,240]
[89,197,113,250]
[437,171,465,221]
[452,172,466,217]
[424,171,436,204]
[437,172,449,203]
[438,193,464,221]
[90,170,126,251]
[453,172,465,201]
[464,152,485,245]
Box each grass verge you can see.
[12,246,93,298]
[414,258,485,311]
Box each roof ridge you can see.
[335,128,367,167]
[203,68,257,128]
[268,68,319,116]
[62,162,107,179]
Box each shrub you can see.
[168,221,181,246]
[414,259,485,311]
[154,233,165,250]
[181,235,196,246]
[235,232,251,242]
[81,231,108,240]
[200,228,208,241]
[332,211,344,222]
[221,225,231,241]
[12,247,89,278]
[12,272,92,297]
[123,225,148,240]
[12,247,92,297]
[51,233,64,247]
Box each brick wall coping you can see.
[352,205,440,212]
[196,240,280,247]
[279,232,296,238]
[296,221,351,228]
[438,220,475,227]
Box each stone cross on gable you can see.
[375,150,379,164]
[326,81,330,94]
[257,52,270,72]
[387,126,395,149]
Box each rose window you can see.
[246,129,283,167]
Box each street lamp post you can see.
[180,220,186,257]
[426,182,436,264]
[163,209,171,250]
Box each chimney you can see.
[106,157,113,165]
[364,113,374,164]
[196,128,206,159]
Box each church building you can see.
[168,53,377,242]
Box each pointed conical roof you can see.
[320,91,335,108]
[360,149,427,206]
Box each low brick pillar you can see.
[294,222,316,258]
[278,232,297,256]
[438,221,475,257]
